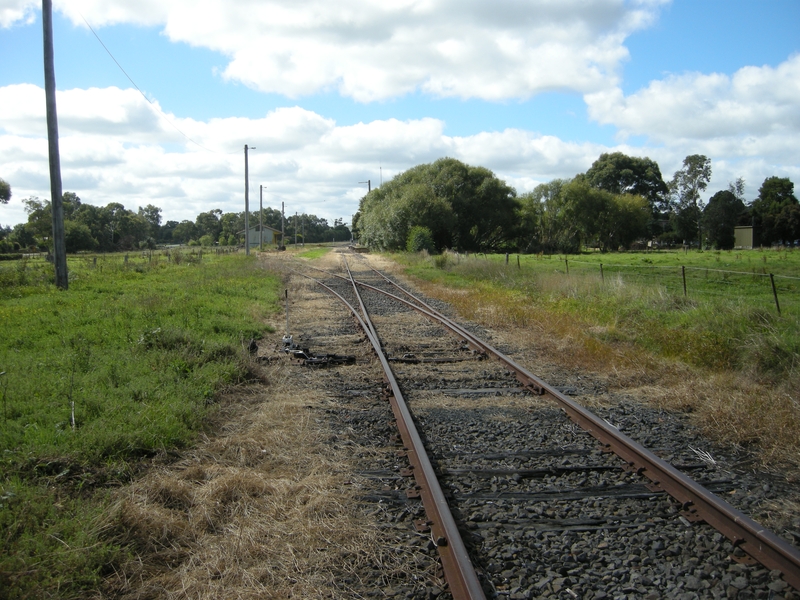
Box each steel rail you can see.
[355,266,800,590]
[296,266,487,600]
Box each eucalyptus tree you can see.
[669,155,712,244]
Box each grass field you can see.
[296,246,332,260]
[0,250,281,597]
[393,247,800,465]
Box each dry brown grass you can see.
[97,277,418,600]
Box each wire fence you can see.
[560,258,799,316]
[0,247,244,290]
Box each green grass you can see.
[296,246,332,259]
[0,250,281,597]
[396,248,800,381]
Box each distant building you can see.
[241,225,283,248]
[734,226,754,249]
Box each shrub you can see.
[406,226,435,253]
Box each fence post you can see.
[565,258,569,275]
[681,266,687,297]
[770,273,781,315]
[517,255,520,269]
[505,252,509,265]
[600,263,604,283]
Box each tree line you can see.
[0,185,351,254]
[353,155,799,253]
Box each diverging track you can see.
[296,253,800,599]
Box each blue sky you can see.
[1,0,799,226]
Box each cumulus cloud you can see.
[2,77,798,230]
[26,0,668,102]
[0,83,604,227]
[585,54,800,155]
[0,0,37,27]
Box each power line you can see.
[76,11,236,155]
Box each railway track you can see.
[283,251,800,599]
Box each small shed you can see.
[734,226,754,249]
[243,225,282,248]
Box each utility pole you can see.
[259,184,264,252]
[302,216,305,247]
[281,202,285,250]
[42,0,67,289]
[359,180,371,193]
[244,144,253,255]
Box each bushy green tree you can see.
[138,204,162,239]
[517,179,578,253]
[406,226,435,253]
[0,178,10,204]
[0,225,14,252]
[583,152,668,209]
[64,221,98,253]
[172,220,197,244]
[195,209,222,240]
[608,193,651,249]
[702,190,745,249]
[160,220,178,244]
[582,152,669,238]
[358,158,516,252]
[219,213,243,244]
[516,178,648,253]
[751,176,799,246]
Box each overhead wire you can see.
[74,11,359,215]
[76,10,238,156]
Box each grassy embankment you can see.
[392,247,800,465]
[0,250,281,597]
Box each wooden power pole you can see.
[259,184,264,252]
[244,144,250,256]
[42,0,67,289]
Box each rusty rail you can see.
[298,266,487,600]
[357,266,800,591]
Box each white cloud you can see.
[0,0,36,27]
[581,54,800,197]
[0,84,173,142]
[585,54,800,154]
[2,76,799,231]
[0,83,604,227]
[35,0,669,102]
